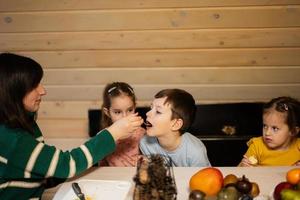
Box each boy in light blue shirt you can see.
[139,89,211,167]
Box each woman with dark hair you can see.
[0,53,143,199]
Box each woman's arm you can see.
[3,114,143,179]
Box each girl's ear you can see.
[291,126,299,136]
[295,126,300,135]
[103,107,110,117]
[171,118,183,131]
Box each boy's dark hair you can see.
[101,82,136,128]
[155,89,196,134]
[0,53,43,134]
[263,96,300,136]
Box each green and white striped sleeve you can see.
[6,129,116,179]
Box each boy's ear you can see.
[103,107,110,117]
[171,118,183,131]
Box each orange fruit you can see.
[189,167,223,196]
[286,168,300,185]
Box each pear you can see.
[281,189,300,200]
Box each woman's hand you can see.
[106,113,143,141]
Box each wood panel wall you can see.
[1,1,299,138]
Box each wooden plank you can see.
[42,66,300,85]
[1,28,300,51]
[38,101,100,119]
[1,6,300,32]
[37,118,89,138]
[38,80,300,118]
[38,101,150,119]
[1,0,299,11]
[42,84,300,101]
[15,48,300,68]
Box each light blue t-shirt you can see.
[139,132,211,167]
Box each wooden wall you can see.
[1,1,299,138]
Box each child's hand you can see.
[293,160,300,166]
[107,113,143,141]
[239,155,257,167]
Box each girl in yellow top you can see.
[239,96,300,166]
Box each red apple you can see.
[273,181,294,200]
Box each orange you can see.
[189,167,223,196]
[286,168,300,185]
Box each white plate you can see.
[53,180,132,200]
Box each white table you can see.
[44,166,294,200]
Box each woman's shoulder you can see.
[0,124,22,138]
[0,124,35,147]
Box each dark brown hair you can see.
[0,53,43,134]
[263,96,300,136]
[154,89,196,134]
[101,82,136,128]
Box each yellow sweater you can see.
[245,137,300,166]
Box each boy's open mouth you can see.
[144,121,152,127]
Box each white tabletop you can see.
[45,166,294,200]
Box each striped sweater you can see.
[0,122,116,200]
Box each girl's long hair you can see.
[0,53,43,134]
[101,82,136,128]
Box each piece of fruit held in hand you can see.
[248,156,258,165]
[273,181,294,200]
[189,167,224,196]
[189,190,206,200]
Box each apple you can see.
[273,181,294,200]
